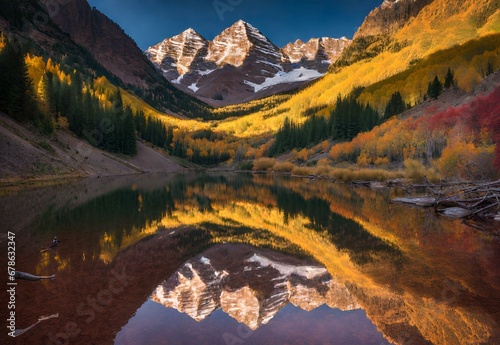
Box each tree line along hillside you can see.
[0,36,234,164]
[269,96,380,156]
[0,39,141,155]
[356,34,500,111]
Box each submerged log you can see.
[351,180,372,187]
[13,314,59,337]
[392,197,437,207]
[15,271,55,281]
[439,207,472,219]
[370,181,387,189]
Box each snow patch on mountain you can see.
[244,67,323,93]
[171,75,184,84]
[199,256,211,265]
[188,83,199,92]
[198,69,215,76]
[246,253,328,278]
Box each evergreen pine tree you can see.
[122,106,137,155]
[6,44,34,121]
[486,61,494,76]
[68,72,84,135]
[113,91,125,153]
[427,76,443,99]
[102,108,117,152]
[58,81,70,118]
[37,71,56,115]
[82,89,94,132]
[444,68,455,89]
[384,91,406,119]
[0,40,13,113]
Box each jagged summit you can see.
[146,27,210,79]
[282,37,350,70]
[206,19,282,68]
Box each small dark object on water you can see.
[15,271,56,281]
[41,237,60,252]
[51,236,59,247]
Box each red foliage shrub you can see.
[427,86,500,170]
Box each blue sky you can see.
[87,0,383,50]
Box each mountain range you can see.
[152,244,359,330]
[145,20,351,105]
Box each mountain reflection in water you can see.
[1,173,498,345]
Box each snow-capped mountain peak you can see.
[282,36,351,70]
[205,19,282,68]
[145,27,209,78]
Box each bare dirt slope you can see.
[0,113,186,184]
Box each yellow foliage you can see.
[327,167,404,182]
[252,157,276,171]
[215,0,499,138]
[272,162,295,173]
[291,166,313,176]
[374,157,390,166]
[404,159,440,183]
[438,141,476,178]
[438,142,497,179]
[314,164,333,176]
[25,54,46,87]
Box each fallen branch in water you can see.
[393,179,500,221]
[15,271,55,281]
[13,314,59,337]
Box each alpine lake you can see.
[1,173,499,345]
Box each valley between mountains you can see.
[0,0,499,186]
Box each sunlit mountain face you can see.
[150,244,358,329]
[3,173,499,345]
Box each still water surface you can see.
[1,173,499,345]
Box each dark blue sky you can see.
[87,0,383,50]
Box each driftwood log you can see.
[392,179,500,221]
[13,314,59,337]
[15,271,55,281]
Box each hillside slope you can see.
[0,0,210,117]
[215,0,500,136]
[0,113,186,184]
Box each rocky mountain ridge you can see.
[151,245,359,329]
[146,20,351,105]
